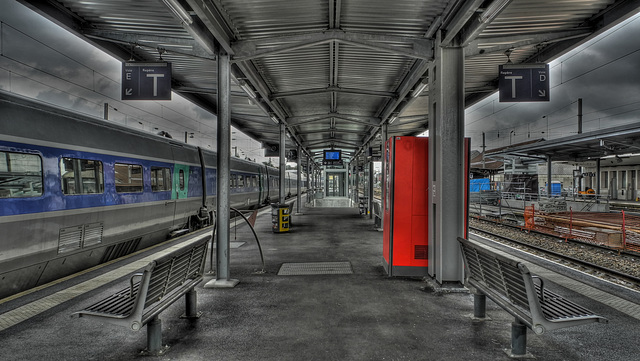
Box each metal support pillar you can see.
[547,155,552,197]
[577,98,583,134]
[428,31,465,284]
[344,163,349,197]
[306,156,310,204]
[368,152,374,219]
[296,145,302,214]
[596,158,601,203]
[279,122,286,202]
[205,42,238,288]
[355,158,360,201]
[381,124,388,228]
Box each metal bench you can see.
[74,233,211,355]
[457,237,607,357]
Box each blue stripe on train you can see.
[0,141,199,217]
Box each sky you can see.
[1,1,639,159]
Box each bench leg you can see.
[182,288,202,319]
[144,316,169,356]
[510,319,527,357]
[473,293,486,319]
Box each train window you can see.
[151,167,171,192]
[231,173,237,188]
[115,163,143,193]
[238,175,245,188]
[0,151,43,198]
[252,175,258,187]
[179,169,185,190]
[60,158,104,195]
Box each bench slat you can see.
[536,285,595,320]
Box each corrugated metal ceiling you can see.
[18,0,639,165]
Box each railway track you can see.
[470,219,640,293]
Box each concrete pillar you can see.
[428,30,465,284]
[205,42,238,288]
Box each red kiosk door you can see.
[382,136,429,277]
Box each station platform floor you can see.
[1,197,639,361]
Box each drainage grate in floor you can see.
[277,261,353,276]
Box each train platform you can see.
[1,199,639,361]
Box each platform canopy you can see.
[487,122,640,163]
[19,0,640,164]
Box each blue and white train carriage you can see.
[0,91,304,299]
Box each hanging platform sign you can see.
[122,62,172,100]
[498,63,549,102]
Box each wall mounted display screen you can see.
[324,150,341,160]
[323,149,342,165]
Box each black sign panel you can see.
[499,63,549,102]
[122,62,172,100]
[322,159,343,166]
[263,143,279,157]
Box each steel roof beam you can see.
[440,0,486,46]
[297,128,366,136]
[187,0,311,153]
[186,0,236,55]
[458,0,515,46]
[231,30,433,62]
[465,30,591,57]
[288,113,380,127]
[82,30,216,60]
[305,139,361,147]
[271,86,396,100]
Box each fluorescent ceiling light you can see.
[412,82,428,98]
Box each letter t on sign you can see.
[146,73,165,96]
[505,76,523,99]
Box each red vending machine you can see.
[382,136,429,277]
[382,136,469,277]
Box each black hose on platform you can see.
[230,207,266,273]
[207,211,217,274]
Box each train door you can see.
[172,164,189,228]
[261,166,269,204]
[173,164,189,199]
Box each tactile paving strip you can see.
[277,261,353,276]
